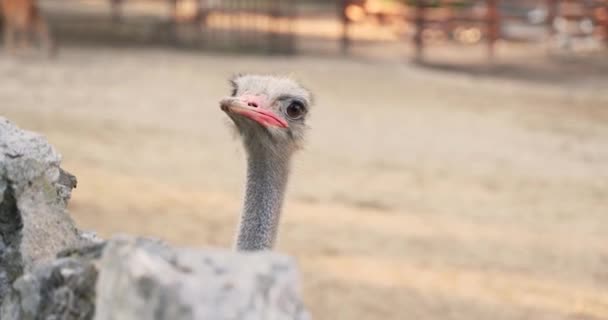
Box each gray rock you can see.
[4,235,310,320]
[95,236,310,320]
[0,117,310,320]
[0,117,88,307]
[1,243,103,320]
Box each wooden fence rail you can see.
[340,0,608,61]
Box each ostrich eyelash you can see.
[229,80,238,96]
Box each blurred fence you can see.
[2,0,607,59]
[33,0,296,53]
[194,0,296,53]
[340,0,608,60]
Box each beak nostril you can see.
[247,102,259,108]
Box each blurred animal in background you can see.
[220,75,312,251]
[0,0,56,56]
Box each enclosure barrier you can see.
[339,0,608,61]
[105,0,296,53]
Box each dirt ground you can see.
[1,46,607,320]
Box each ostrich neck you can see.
[235,147,290,251]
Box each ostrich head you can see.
[219,74,312,251]
[220,74,312,156]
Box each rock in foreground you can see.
[96,236,309,320]
[0,117,87,306]
[0,117,309,320]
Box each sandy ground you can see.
[1,47,607,320]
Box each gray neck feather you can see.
[235,147,290,251]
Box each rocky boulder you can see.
[0,117,87,305]
[0,117,309,320]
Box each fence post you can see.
[545,0,558,53]
[268,0,279,54]
[284,0,296,55]
[166,0,178,44]
[340,0,351,54]
[169,0,178,21]
[486,0,499,61]
[604,2,608,46]
[110,0,123,23]
[194,0,207,25]
[413,0,426,62]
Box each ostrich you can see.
[220,74,312,251]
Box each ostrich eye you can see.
[285,101,306,120]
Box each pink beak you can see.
[220,98,288,128]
